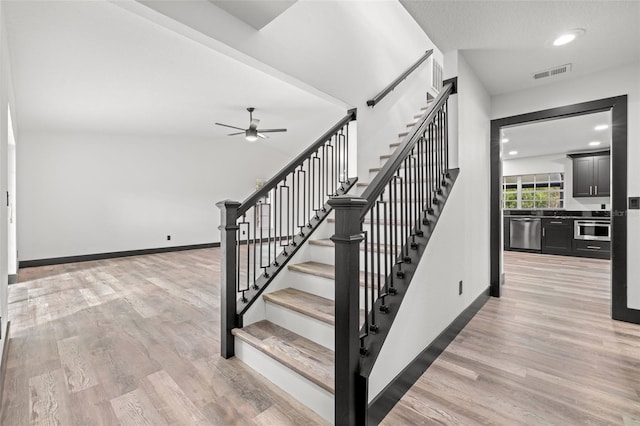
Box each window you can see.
[502,173,564,209]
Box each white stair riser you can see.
[289,269,378,309]
[235,340,334,423]
[288,270,335,300]
[265,302,334,350]
[309,244,395,271]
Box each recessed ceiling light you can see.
[588,141,601,146]
[594,124,608,131]
[502,138,509,143]
[553,28,585,46]
[508,150,518,155]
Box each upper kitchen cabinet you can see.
[570,152,610,197]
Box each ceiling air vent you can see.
[533,63,572,80]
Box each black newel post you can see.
[329,196,368,426]
[217,200,241,359]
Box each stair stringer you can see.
[365,168,484,407]
[356,169,460,388]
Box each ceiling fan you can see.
[215,107,287,142]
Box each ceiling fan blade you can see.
[257,133,269,139]
[258,128,287,133]
[249,118,260,130]
[227,132,244,136]
[215,122,245,131]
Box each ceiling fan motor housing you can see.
[245,128,258,142]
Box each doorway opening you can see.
[490,95,639,324]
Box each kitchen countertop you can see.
[504,210,610,219]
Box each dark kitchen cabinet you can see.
[573,240,611,259]
[594,156,610,196]
[541,218,573,255]
[572,154,610,197]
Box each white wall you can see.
[132,0,443,180]
[17,131,290,261]
[369,51,491,401]
[502,153,610,210]
[0,0,16,366]
[492,62,640,309]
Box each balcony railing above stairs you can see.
[329,80,458,425]
[218,109,357,359]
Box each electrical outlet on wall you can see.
[167,235,171,241]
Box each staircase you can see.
[225,96,455,422]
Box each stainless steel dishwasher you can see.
[509,217,541,251]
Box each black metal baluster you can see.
[344,124,349,179]
[327,143,336,197]
[321,144,327,208]
[431,122,438,206]
[404,158,410,260]
[392,175,401,283]
[307,158,313,227]
[253,207,257,285]
[382,195,389,305]
[273,186,279,267]
[332,135,337,194]
[298,168,306,236]
[339,131,346,188]
[369,210,377,332]
[417,139,424,227]
[363,230,370,341]
[444,101,450,176]
[438,109,444,187]
[279,182,289,256]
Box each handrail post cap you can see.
[216,200,242,209]
[327,196,368,209]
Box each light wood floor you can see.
[383,251,640,425]
[2,249,639,425]
[0,248,327,425]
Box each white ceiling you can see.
[401,1,640,95]
[209,0,297,30]
[501,110,611,159]
[4,1,343,154]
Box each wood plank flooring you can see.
[1,249,327,425]
[383,251,640,425]
[3,249,640,425]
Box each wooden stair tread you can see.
[370,163,438,173]
[263,288,366,327]
[356,182,369,187]
[264,288,334,325]
[232,320,335,393]
[288,261,368,286]
[398,131,409,137]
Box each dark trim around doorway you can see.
[490,95,639,324]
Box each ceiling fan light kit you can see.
[215,107,287,142]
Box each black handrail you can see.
[239,109,357,215]
[366,50,433,108]
[360,82,453,216]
